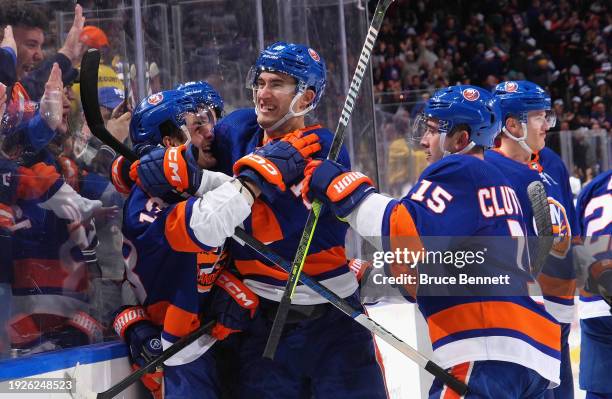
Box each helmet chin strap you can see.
[439,132,477,158]
[253,88,315,134]
[180,125,192,146]
[502,122,533,155]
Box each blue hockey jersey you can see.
[121,186,226,358]
[352,154,561,384]
[576,170,612,318]
[213,108,358,304]
[485,148,579,323]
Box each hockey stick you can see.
[93,320,214,399]
[80,49,137,163]
[232,228,469,395]
[79,49,467,396]
[263,0,396,360]
[527,181,554,275]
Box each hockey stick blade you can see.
[80,49,137,163]
[528,181,553,276]
[96,320,215,399]
[232,228,468,395]
[263,0,396,360]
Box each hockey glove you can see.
[348,258,373,282]
[302,159,376,218]
[110,155,134,194]
[131,144,202,199]
[113,306,163,397]
[206,270,259,340]
[233,132,321,201]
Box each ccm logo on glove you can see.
[163,146,189,191]
[215,273,259,310]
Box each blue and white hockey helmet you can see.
[418,85,502,149]
[129,90,197,147]
[246,41,327,108]
[175,80,224,118]
[493,80,556,127]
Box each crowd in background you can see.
[371,0,611,128]
[370,0,611,189]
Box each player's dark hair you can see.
[0,1,49,31]
[449,123,484,153]
[159,120,184,143]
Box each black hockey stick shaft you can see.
[231,229,468,395]
[527,181,553,275]
[96,320,214,399]
[80,48,467,396]
[80,49,137,163]
[263,0,396,360]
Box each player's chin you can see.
[256,113,279,129]
[198,151,217,169]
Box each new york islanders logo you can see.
[504,81,518,92]
[462,88,480,101]
[308,48,321,62]
[147,92,164,106]
[547,197,572,258]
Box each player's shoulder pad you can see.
[213,108,261,175]
[122,186,164,235]
[214,108,259,141]
[577,170,612,214]
[538,147,569,177]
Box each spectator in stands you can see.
[0,2,85,101]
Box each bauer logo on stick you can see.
[147,92,164,106]
[504,81,518,92]
[462,88,480,101]
[308,48,321,62]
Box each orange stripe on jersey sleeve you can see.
[165,201,206,252]
[235,259,288,280]
[537,273,576,298]
[16,163,61,200]
[250,200,283,244]
[163,304,200,338]
[427,301,561,351]
[388,203,423,299]
[236,246,347,281]
[146,301,170,326]
[303,246,347,276]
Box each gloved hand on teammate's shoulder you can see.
[233,131,321,202]
[205,270,259,341]
[110,155,134,194]
[301,159,377,218]
[129,144,201,199]
[112,305,163,398]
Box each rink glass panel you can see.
[1,0,381,358]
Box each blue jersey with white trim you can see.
[213,108,358,304]
[360,154,561,384]
[576,170,612,319]
[485,148,578,323]
[121,186,226,347]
